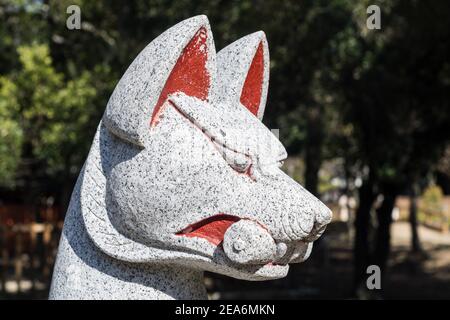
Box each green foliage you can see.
[421,184,444,216]
[0,43,104,186]
[419,184,448,231]
[0,77,22,186]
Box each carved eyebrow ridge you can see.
[168,100,249,157]
[168,97,285,167]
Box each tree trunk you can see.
[60,156,74,215]
[353,175,376,290]
[304,106,323,196]
[373,188,398,290]
[409,184,422,253]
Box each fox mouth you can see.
[176,214,240,246]
[174,214,312,280]
[176,214,291,267]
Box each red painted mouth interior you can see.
[176,214,240,246]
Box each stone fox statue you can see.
[49,15,332,300]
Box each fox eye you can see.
[228,151,252,173]
[211,139,252,173]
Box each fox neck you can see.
[49,130,208,300]
[51,200,208,299]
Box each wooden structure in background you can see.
[0,204,63,297]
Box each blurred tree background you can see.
[0,0,449,298]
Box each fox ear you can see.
[213,31,269,120]
[104,15,216,146]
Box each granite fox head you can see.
[81,15,331,280]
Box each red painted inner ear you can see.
[176,214,240,246]
[151,27,210,127]
[240,42,264,117]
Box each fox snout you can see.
[219,181,332,266]
[173,175,332,268]
[221,200,331,266]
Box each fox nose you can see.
[280,201,332,242]
[307,203,333,241]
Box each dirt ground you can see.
[207,221,450,299]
